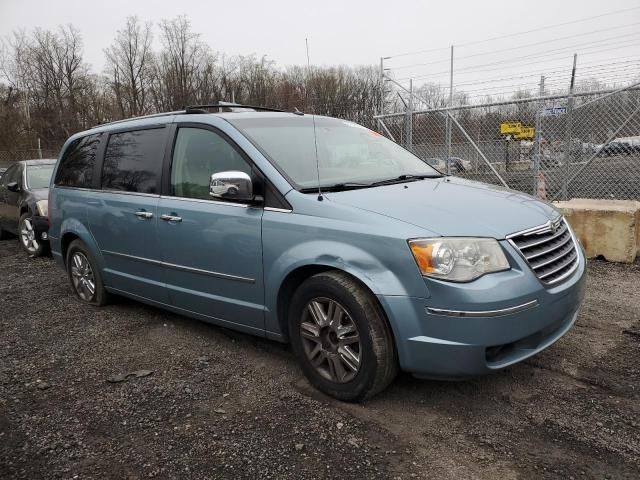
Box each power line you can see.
[458,69,640,96]
[442,60,640,88]
[384,5,640,58]
[395,44,640,82]
[390,23,640,70]
[392,32,640,75]
[445,62,640,90]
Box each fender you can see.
[56,217,105,271]
[18,199,31,216]
[263,239,429,337]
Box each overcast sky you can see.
[1,0,639,97]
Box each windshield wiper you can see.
[300,182,371,193]
[300,174,443,193]
[369,173,443,186]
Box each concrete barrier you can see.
[554,199,640,263]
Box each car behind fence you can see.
[376,82,640,201]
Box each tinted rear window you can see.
[54,133,102,188]
[102,128,166,194]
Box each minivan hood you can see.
[324,177,559,238]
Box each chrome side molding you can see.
[102,250,255,283]
[427,299,538,318]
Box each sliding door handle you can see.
[160,214,182,223]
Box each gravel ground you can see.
[0,238,639,479]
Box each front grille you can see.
[509,218,578,285]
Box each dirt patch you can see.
[1,239,639,479]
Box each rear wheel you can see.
[66,239,109,306]
[18,212,45,256]
[288,271,398,402]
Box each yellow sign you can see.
[513,126,535,139]
[500,121,522,135]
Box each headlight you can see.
[35,200,48,217]
[408,237,510,282]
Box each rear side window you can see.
[55,133,102,188]
[102,128,166,194]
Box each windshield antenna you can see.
[306,38,323,201]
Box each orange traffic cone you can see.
[537,171,547,200]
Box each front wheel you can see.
[19,213,46,256]
[288,271,398,402]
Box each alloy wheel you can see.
[20,217,39,254]
[70,252,96,301]
[300,297,362,383]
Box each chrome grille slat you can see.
[516,222,568,250]
[525,233,572,261]
[538,250,578,279]
[529,240,575,270]
[509,218,579,286]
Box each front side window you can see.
[102,128,166,194]
[26,164,55,190]
[0,164,20,187]
[55,133,102,188]
[170,127,251,200]
[227,116,440,190]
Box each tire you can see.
[18,212,46,257]
[66,239,109,306]
[288,271,398,402]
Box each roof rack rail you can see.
[185,102,284,114]
[90,111,183,129]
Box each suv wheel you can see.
[19,212,45,256]
[66,239,109,306]
[288,271,397,402]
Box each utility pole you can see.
[562,54,577,201]
[445,45,454,175]
[532,75,545,196]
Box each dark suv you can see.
[0,159,55,256]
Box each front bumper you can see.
[31,215,50,242]
[379,242,587,378]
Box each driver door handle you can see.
[134,211,153,219]
[161,214,182,223]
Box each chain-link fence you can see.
[0,149,58,168]
[375,82,640,201]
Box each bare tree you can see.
[104,17,154,117]
[154,16,215,109]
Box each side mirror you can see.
[209,171,253,202]
[7,182,20,192]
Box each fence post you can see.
[405,79,413,151]
[562,54,577,201]
[379,57,385,118]
[445,45,454,175]
[532,75,545,196]
[37,138,42,159]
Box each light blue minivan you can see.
[49,104,586,401]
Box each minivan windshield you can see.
[26,164,55,190]
[228,116,441,190]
